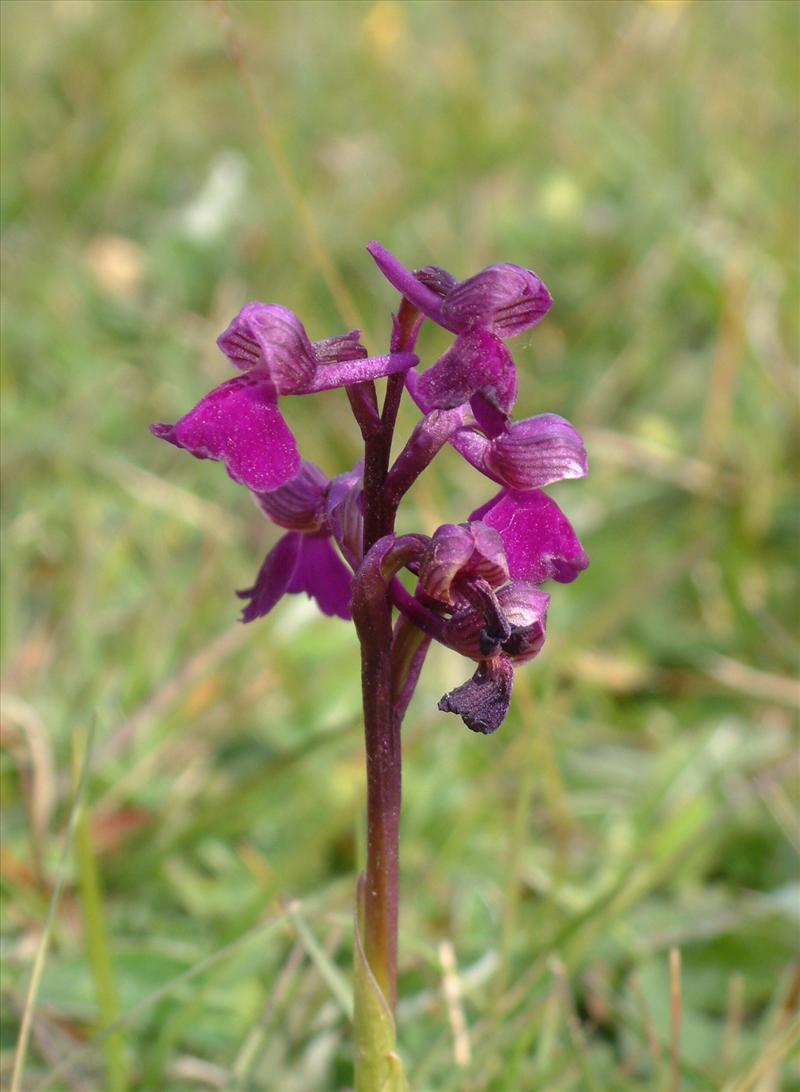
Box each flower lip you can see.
[151,372,301,492]
[237,530,353,623]
[438,656,515,735]
[472,488,589,586]
[415,328,517,420]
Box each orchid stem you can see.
[355,310,422,1013]
[358,597,401,1006]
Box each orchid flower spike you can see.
[151,245,589,1075]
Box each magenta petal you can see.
[473,489,589,585]
[287,535,353,619]
[169,374,300,492]
[415,330,517,415]
[237,532,301,623]
[305,351,418,392]
[150,422,181,447]
[438,655,515,734]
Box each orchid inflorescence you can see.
[153,242,588,735]
[153,242,588,1083]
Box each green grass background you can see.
[2,1,798,1089]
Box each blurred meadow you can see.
[2,0,799,1089]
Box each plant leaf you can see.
[353,876,408,1092]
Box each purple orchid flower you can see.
[151,245,588,1058]
[237,460,362,622]
[395,521,551,734]
[152,303,417,492]
[367,242,552,435]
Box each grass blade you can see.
[10,724,96,1092]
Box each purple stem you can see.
[354,568,399,1004]
[352,537,426,1008]
[352,297,425,1012]
[385,407,466,515]
[390,579,449,645]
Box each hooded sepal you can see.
[418,521,508,607]
[217,302,317,393]
[441,263,552,338]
